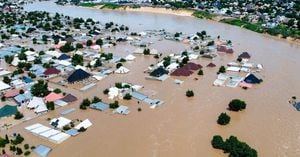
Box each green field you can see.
[192,11,216,20]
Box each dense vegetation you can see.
[228,99,247,111]
[211,135,257,157]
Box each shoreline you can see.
[80,4,300,45]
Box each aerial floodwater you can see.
[6,1,298,157]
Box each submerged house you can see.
[244,73,261,84]
[0,105,18,118]
[150,67,169,77]
[67,69,91,83]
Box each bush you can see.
[81,99,91,107]
[24,144,29,150]
[218,66,226,73]
[78,127,86,132]
[46,102,55,110]
[137,108,142,112]
[63,125,71,131]
[80,104,87,110]
[109,101,119,109]
[92,96,101,103]
[123,93,132,100]
[16,147,23,155]
[14,111,24,120]
[197,69,203,75]
[53,88,62,94]
[217,113,230,125]
[186,90,194,97]
[24,151,31,156]
[143,48,150,55]
[103,88,109,95]
[211,135,224,149]
[116,63,123,69]
[228,99,247,111]
[11,134,24,145]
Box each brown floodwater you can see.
[2,1,299,157]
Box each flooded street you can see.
[6,1,300,157]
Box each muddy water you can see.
[4,1,299,157]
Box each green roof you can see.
[0,105,18,118]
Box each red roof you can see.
[206,62,216,67]
[44,67,61,76]
[217,45,234,54]
[44,92,63,102]
[4,89,24,98]
[171,62,201,76]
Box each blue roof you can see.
[294,102,300,111]
[90,102,109,111]
[65,129,79,136]
[34,145,51,157]
[58,54,70,60]
[131,92,148,101]
[3,46,21,53]
[14,93,32,104]
[0,51,14,58]
[22,76,33,83]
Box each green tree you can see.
[76,43,83,49]
[186,90,194,97]
[3,76,11,84]
[123,93,132,100]
[4,55,14,64]
[31,80,49,97]
[71,54,84,66]
[14,111,24,120]
[228,99,247,111]
[211,135,224,149]
[46,102,55,110]
[109,101,119,109]
[217,113,230,125]
[218,66,226,73]
[86,40,93,46]
[197,69,203,75]
[92,96,101,103]
[96,39,103,46]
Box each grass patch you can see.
[79,3,101,7]
[220,18,264,33]
[192,11,216,19]
[221,18,300,39]
[100,3,123,9]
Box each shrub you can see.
[24,144,29,150]
[92,96,101,103]
[123,93,132,100]
[11,134,24,145]
[24,151,31,156]
[63,125,71,131]
[217,113,230,125]
[16,147,23,155]
[228,99,247,111]
[137,108,142,112]
[46,102,55,110]
[186,90,194,97]
[109,101,119,109]
[78,127,86,132]
[218,66,226,73]
[81,99,91,107]
[14,111,24,120]
[53,88,62,94]
[211,135,224,149]
[143,48,150,55]
[103,89,109,95]
[116,63,123,69]
[80,104,87,110]
[198,69,203,75]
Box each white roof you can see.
[188,54,199,60]
[0,81,11,91]
[108,87,119,99]
[150,49,158,55]
[133,48,144,54]
[0,70,11,77]
[58,60,72,66]
[34,103,48,113]
[114,105,130,115]
[11,57,21,66]
[213,79,225,86]
[49,132,70,144]
[75,65,87,71]
[25,123,44,131]
[75,51,83,55]
[125,54,136,61]
[27,97,44,109]
[39,129,60,138]
[115,66,130,74]
[50,117,71,129]
[25,50,36,56]
[46,50,61,58]
[166,63,179,72]
[91,45,101,50]
[27,55,36,62]
[31,126,51,135]
[75,119,92,130]
[226,66,241,72]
